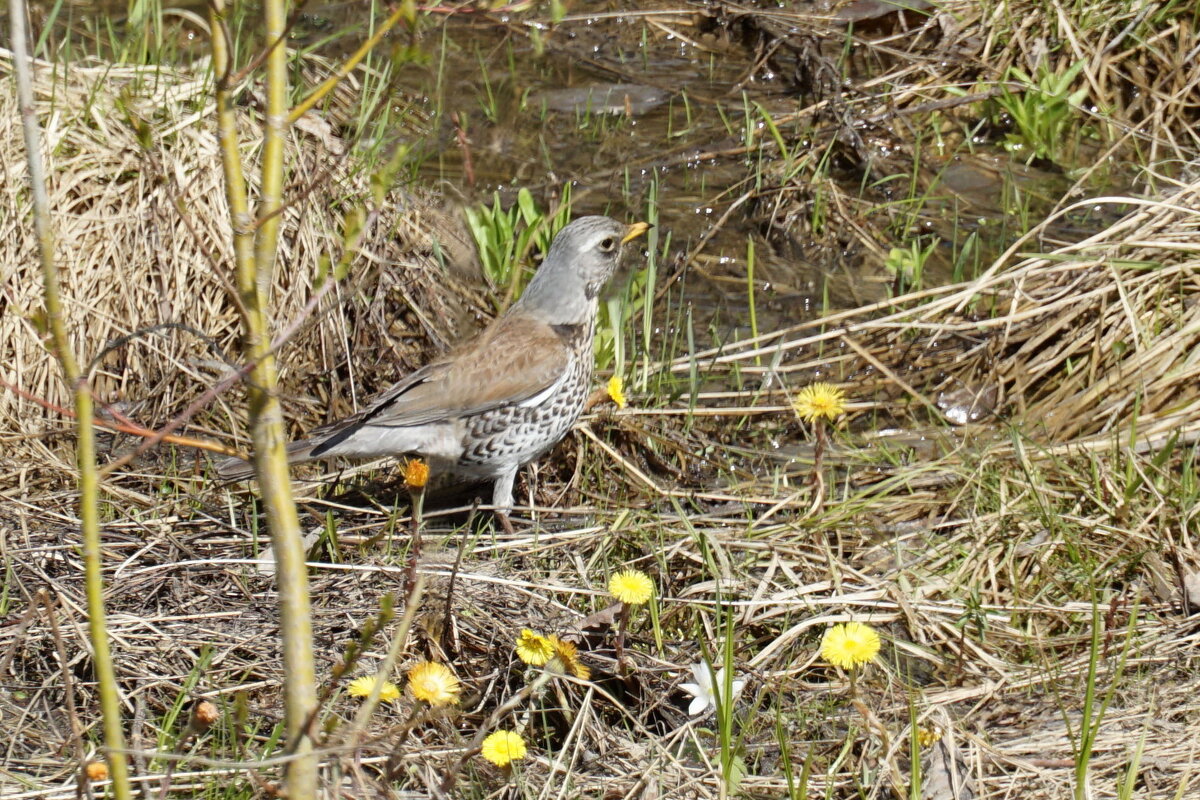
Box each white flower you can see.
[679,662,746,716]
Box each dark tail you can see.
[215,440,318,480]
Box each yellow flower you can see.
[547,635,590,680]
[792,382,847,423]
[407,661,461,707]
[347,675,401,702]
[404,458,429,490]
[480,730,527,767]
[515,631,590,679]
[515,629,554,666]
[607,375,628,409]
[917,725,942,748]
[85,761,109,781]
[608,569,654,605]
[820,622,881,670]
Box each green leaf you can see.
[516,188,539,224]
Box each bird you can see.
[218,215,650,532]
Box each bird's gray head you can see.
[515,215,649,324]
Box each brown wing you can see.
[309,315,571,454]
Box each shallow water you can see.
[21,0,1130,383]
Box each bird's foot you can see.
[496,510,516,536]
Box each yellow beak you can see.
[622,221,652,244]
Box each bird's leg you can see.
[492,468,517,535]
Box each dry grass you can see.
[0,49,487,478]
[3,4,1200,800]
[678,177,1200,450]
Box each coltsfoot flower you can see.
[407,660,461,707]
[480,730,527,767]
[820,621,881,669]
[792,382,847,423]
[515,629,554,666]
[85,761,108,781]
[917,725,942,748]
[515,630,590,679]
[607,375,628,409]
[347,675,401,702]
[548,635,590,680]
[608,569,654,605]
[404,458,429,490]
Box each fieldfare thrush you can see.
[218,215,650,531]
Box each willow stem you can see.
[209,0,318,794]
[10,2,131,797]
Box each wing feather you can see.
[310,315,571,455]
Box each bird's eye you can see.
[599,237,616,252]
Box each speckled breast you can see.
[457,320,594,472]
